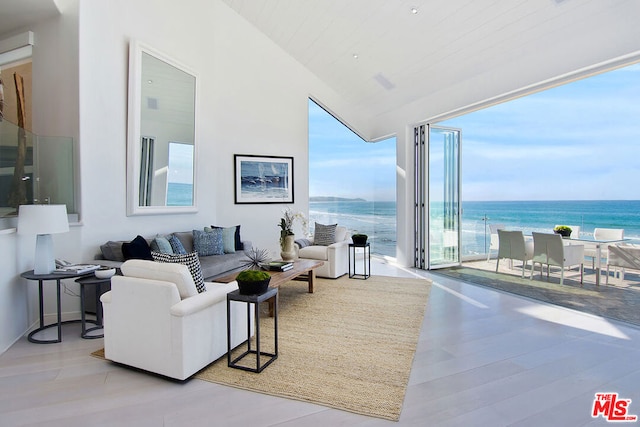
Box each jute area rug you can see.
[196,275,431,421]
[94,275,431,421]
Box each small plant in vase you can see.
[278,208,308,261]
[553,225,572,238]
[352,233,368,245]
[236,269,271,295]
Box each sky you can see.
[309,62,640,202]
[308,100,396,201]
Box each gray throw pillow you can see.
[314,223,337,246]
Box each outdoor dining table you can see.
[562,236,630,286]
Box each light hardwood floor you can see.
[2,259,640,426]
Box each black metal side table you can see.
[20,270,87,344]
[75,274,112,339]
[227,287,278,373]
[349,243,371,279]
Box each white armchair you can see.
[100,259,251,380]
[296,225,351,278]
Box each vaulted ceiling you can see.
[222,0,640,139]
[2,1,640,140]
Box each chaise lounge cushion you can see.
[121,259,198,299]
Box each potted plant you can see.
[553,225,572,238]
[236,270,271,295]
[352,233,368,245]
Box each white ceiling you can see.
[222,0,640,138]
[0,0,60,38]
[2,0,640,139]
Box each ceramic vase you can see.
[280,234,296,261]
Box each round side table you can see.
[75,274,113,339]
[21,270,87,344]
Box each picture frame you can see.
[234,154,294,204]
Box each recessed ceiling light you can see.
[353,53,359,59]
[410,7,418,14]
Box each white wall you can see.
[0,0,358,353]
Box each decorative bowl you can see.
[95,267,116,279]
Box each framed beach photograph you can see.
[234,154,294,204]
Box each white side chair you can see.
[495,230,534,278]
[584,228,624,269]
[486,223,505,261]
[530,232,584,286]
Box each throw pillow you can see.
[150,235,173,254]
[209,225,243,250]
[221,227,236,254]
[151,251,206,293]
[121,235,153,260]
[314,223,337,246]
[295,238,313,248]
[168,234,187,255]
[100,241,126,262]
[193,228,224,256]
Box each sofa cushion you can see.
[173,231,194,253]
[168,234,188,254]
[122,235,153,260]
[335,226,348,243]
[121,259,198,299]
[314,223,337,246]
[298,245,328,261]
[151,251,206,293]
[193,229,224,256]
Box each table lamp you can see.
[18,204,70,275]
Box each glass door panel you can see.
[428,126,461,268]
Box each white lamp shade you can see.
[17,204,69,235]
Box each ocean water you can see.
[309,200,397,257]
[310,199,640,258]
[167,182,193,206]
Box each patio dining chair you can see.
[584,228,624,269]
[496,230,533,278]
[530,232,584,286]
[486,223,505,261]
[606,244,640,285]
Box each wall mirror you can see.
[127,40,197,215]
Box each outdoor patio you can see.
[434,257,640,327]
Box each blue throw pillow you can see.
[168,234,187,255]
[193,229,224,256]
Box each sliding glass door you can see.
[415,125,461,269]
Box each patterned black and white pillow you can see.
[314,222,337,246]
[151,251,206,293]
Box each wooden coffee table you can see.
[215,259,324,316]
